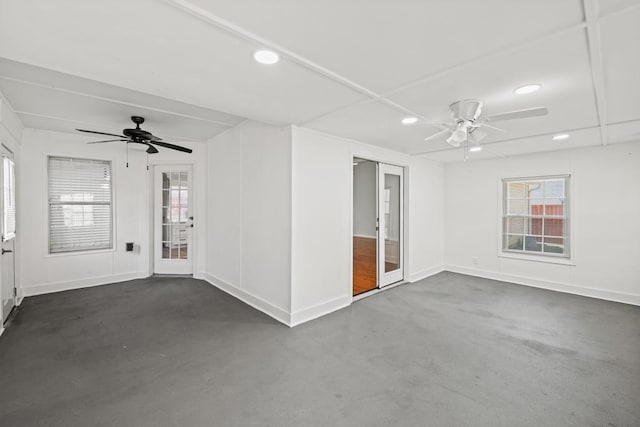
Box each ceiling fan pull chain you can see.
[126,143,129,168]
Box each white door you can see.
[1,152,16,322]
[378,163,403,287]
[154,165,193,275]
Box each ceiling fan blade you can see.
[149,134,163,142]
[474,122,506,133]
[420,122,451,130]
[145,144,159,154]
[76,129,127,138]
[86,139,128,144]
[424,129,450,142]
[470,129,488,142]
[482,107,548,123]
[148,140,193,153]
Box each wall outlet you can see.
[126,242,134,252]
[471,257,479,265]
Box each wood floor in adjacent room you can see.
[0,273,639,426]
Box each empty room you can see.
[0,1,639,426]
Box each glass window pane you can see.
[544,180,565,198]
[543,218,565,237]
[508,199,528,215]
[180,172,188,186]
[527,217,543,236]
[527,182,544,198]
[529,199,544,215]
[506,235,524,251]
[384,173,400,273]
[162,242,171,259]
[524,235,542,252]
[543,237,565,254]
[506,217,525,234]
[507,182,527,199]
[544,199,564,216]
[162,173,170,189]
[180,243,188,259]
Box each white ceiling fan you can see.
[423,100,548,150]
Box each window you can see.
[3,156,16,241]
[48,156,112,253]
[502,175,569,257]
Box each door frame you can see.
[0,144,17,323]
[149,161,197,276]
[378,163,404,287]
[350,154,408,299]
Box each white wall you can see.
[444,141,640,305]
[206,120,292,324]
[19,129,206,296]
[353,160,376,238]
[290,126,445,325]
[0,93,23,325]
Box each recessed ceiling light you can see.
[514,84,541,95]
[552,133,570,141]
[469,146,483,152]
[401,117,418,125]
[253,49,279,65]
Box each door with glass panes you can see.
[154,165,193,274]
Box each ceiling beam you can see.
[0,75,238,127]
[14,111,204,142]
[583,0,609,146]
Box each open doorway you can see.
[352,158,404,296]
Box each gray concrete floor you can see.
[0,272,638,427]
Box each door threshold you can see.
[353,280,407,301]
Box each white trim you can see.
[445,265,640,306]
[200,272,291,327]
[408,265,446,283]
[0,326,4,337]
[498,252,575,266]
[353,280,407,301]
[21,271,149,297]
[290,294,351,327]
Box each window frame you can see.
[501,174,571,260]
[47,155,115,255]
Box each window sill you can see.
[44,248,116,258]
[499,252,575,266]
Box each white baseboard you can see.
[21,271,150,297]
[290,294,352,327]
[409,265,445,283]
[200,272,291,327]
[445,265,640,306]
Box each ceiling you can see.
[0,0,638,161]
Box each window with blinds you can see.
[48,156,113,253]
[502,175,570,257]
[3,156,16,241]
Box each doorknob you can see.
[1,249,12,255]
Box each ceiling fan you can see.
[423,100,548,150]
[76,116,193,154]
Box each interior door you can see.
[1,152,16,322]
[378,163,403,287]
[154,165,193,275]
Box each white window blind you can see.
[3,156,16,241]
[48,156,112,253]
